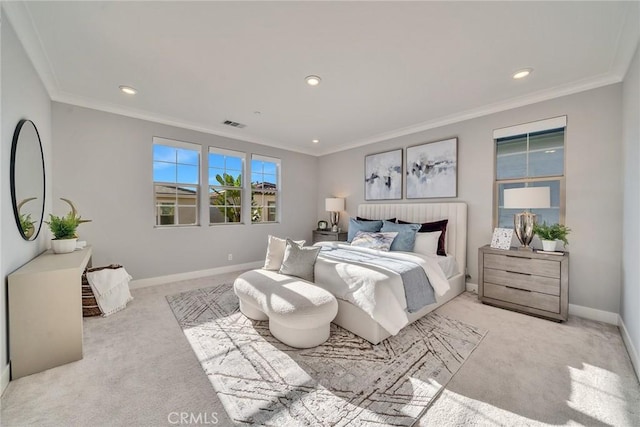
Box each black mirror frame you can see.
[10,119,46,241]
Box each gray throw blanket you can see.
[319,246,435,313]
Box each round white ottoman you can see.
[233,269,338,348]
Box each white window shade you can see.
[493,116,567,139]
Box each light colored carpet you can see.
[167,283,486,426]
[1,272,638,426]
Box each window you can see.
[209,148,244,224]
[251,155,280,223]
[153,137,200,226]
[494,116,566,228]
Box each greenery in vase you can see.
[45,212,82,240]
[533,222,571,247]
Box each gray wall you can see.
[317,84,623,314]
[622,44,639,368]
[52,103,318,280]
[1,11,52,391]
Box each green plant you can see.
[19,213,35,235]
[45,211,82,240]
[533,222,571,246]
[211,173,262,222]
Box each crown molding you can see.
[2,1,60,98]
[314,73,622,157]
[52,91,319,156]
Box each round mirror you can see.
[10,119,46,241]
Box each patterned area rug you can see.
[167,283,486,426]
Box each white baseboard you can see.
[129,261,263,289]
[1,363,10,396]
[618,315,640,380]
[465,282,478,293]
[568,303,619,325]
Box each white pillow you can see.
[263,235,305,270]
[413,231,442,256]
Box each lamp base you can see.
[514,211,537,250]
[329,211,340,231]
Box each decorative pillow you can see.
[264,235,305,270]
[380,220,420,252]
[350,231,398,251]
[413,231,442,256]
[398,219,448,256]
[356,216,397,223]
[347,218,383,242]
[279,239,321,282]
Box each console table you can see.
[8,246,92,379]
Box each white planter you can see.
[51,238,77,254]
[541,239,557,251]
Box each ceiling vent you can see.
[222,120,246,129]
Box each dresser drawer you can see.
[314,233,337,242]
[484,253,560,279]
[484,268,560,296]
[484,283,560,313]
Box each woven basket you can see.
[82,264,123,317]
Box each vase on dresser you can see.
[541,239,557,251]
[51,238,77,254]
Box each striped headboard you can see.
[357,203,467,274]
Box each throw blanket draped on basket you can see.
[86,267,133,316]
[319,245,435,313]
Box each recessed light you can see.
[312,139,319,144]
[119,85,137,95]
[305,75,321,86]
[512,68,533,79]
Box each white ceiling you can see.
[4,1,639,156]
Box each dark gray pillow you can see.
[279,239,321,282]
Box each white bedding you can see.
[313,242,452,335]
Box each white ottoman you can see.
[233,269,338,348]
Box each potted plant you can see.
[45,211,82,254]
[533,222,571,251]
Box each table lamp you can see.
[503,187,550,250]
[325,198,345,232]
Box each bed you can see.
[314,202,467,344]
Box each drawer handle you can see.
[506,270,531,276]
[506,286,531,292]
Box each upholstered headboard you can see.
[357,203,467,275]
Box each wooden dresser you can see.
[478,245,569,321]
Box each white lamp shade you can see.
[325,197,345,212]
[504,187,550,209]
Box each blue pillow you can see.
[347,218,383,242]
[380,220,420,251]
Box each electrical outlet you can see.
[228,253,233,261]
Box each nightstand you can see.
[312,230,348,244]
[478,245,569,321]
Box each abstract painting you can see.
[365,149,402,200]
[406,138,457,198]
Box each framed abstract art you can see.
[364,149,402,200]
[406,138,457,199]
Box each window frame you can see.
[152,137,201,228]
[250,154,281,224]
[208,147,246,225]
[492,116,567,229]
